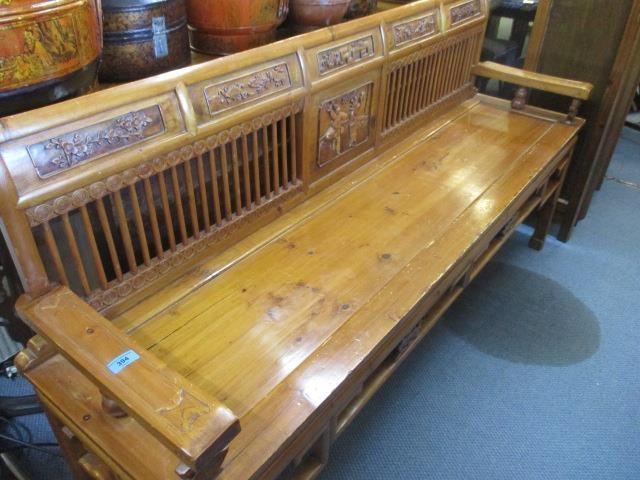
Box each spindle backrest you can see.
[0,0,488,315]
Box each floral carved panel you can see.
[450,0,481,25]
[204,63,292,115]
[317,36,375,75]
[27,105,165,178]
[393,11,439,47]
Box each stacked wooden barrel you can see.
[185,0,290,55]
[100,0,190,82]
[0,0,382,111]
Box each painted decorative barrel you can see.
[100,0,190,82]
[185,0,290,55]
[289,0,351,30]
[345,0,378,19]
[0,0,102,116]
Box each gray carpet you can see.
[1,129,639,479]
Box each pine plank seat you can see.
[0,1,592,479]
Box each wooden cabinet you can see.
[525,0,640,240]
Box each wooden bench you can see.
[0,1,592,478]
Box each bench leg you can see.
[529,162,570,251]
[43,408,93,480]
[528,193,558,251]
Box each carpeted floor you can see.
[1,129,639,479]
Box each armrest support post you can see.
[567,99,582,124]
[512,87,529,111]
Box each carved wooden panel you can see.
[28,101,303,309]
[317,36,375,75]
[204,63,292,115]
[450,0,481,25]
[392,11,440,48]
[27,106,165,178]
[317,83,372,166]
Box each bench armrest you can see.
[471,61,594,101]
[15,286,240,476]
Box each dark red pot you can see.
[289,0,351,29]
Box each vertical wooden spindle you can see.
[113,191,138,274]
[183,160,201,239]
[219,144,233,221]
[252,130,262,205]
[384,69,397,131]
[289,114,297,182]
[262,127,272,197]
[157,173,177,252]
[80,206,108,290]
[271,122,280,195]
[96,198,123,281]
[412,56,427,116]
[142,178,164,259]
[422,52,436,108]
[402,61,416,121]
[196,155,211,231]
[280,117,289,187]
[208,150,223,226]
[230,139,243,215]
[170,166,189,244]
[61,213,91,295]
[128,185,151,266]
[241,134,252,209]
[392,66,405,126]
[42,221,69,285]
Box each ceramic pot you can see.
[289,0,350,29]
[100,0,190,82]
[0,0,102,116]
[185,0,289,55]
[345,0,377,19]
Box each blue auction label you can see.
[107,350,140,374]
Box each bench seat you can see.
[115,96,575,412]
[1,1,593,477]
[28,95,575,479]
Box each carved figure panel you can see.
[393,11,439,47]
[27,105,165,178]
[318,83,372,166]
[450,0,481,25]
[317,36,375,75]
[204,63,292,115]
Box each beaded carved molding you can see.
[25,101,304,227]
[27,106,165,178]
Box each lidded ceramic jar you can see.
[185,0,290,55]
[0,0,102,116]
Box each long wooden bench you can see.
[0,1,592,478]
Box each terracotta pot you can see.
[185,0,289,55]
[345,0,377,19]
[289,0,350,29]
[100,0,190,82]
[0,0,102,116]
